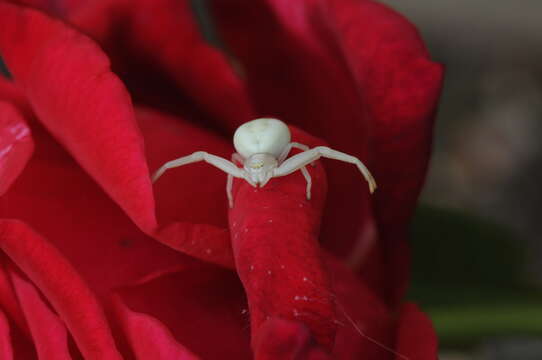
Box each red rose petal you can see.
[0,78,26,111]
[327,0,445,305]
[0,101,33,196]
[115,245,398,359]
[118,264,252,360]
[10,0,86,15]
[0,259,28,337]
[2,121,194,293]
[69,0,253,130]
[111,295,199,360]
[324,254,393,359]
[0,4,235,267]
[0,78,35,124]
[249,251,395,359]
[0,309,13,360]
[137,107,235,267]
[0,220,122,360]
[211,0,444,303]
[0,262,37,359]
[229,128,338,349]
[210,0,377,265]
[0,2,157,233]
[395,303,438,360]
[254,318,331,360]
[8,267,71,360]
[4,0,47,9]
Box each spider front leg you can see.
[274,146,377,194]
[153,151,244,182]
[152,151,246,206]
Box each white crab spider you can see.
[152,118,376,208]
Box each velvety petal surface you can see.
[0,259,28,338]
[118,264,252,360]
[0,2,442,358]
[0,2,157,232]
[211,0,376,264]
[137,107,235,267]
[253,252,398,359]
[69,0,253,130]
[0,111,216,355]
[5,0,50,10]
[229,127,336,350]
[325,255,393,359]
[0,309,13,360]
[0,106,242,355]
[1,117,192,292]
[0,3,237,267]
[0,101,33,196]
[209,1,378,290]
[0,77,27,111]
[253,318,331,360]
[327,0,445,305]
[211,0,444,303]
[0,220,122,360]
[394,303,438,360]
[8,267,72,360]
[6,0,86,16]
[111,295,199,360]
[116,250,399,359]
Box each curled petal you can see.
[2,123,191,292]
[211,0,444,303]
[0,260,27,337]
[229,128,336,349]
[254,318,331,360]
[111,295,199,360]
[0,309,13,360]
[327,0,445,304]
[8,267,71,360]
[118,264,252,359]
[324,254,393,359]
[0,2,157,233]
[2,113,228,311]
[0,101,33,196]
[395,303,438,360]
[5,0,85,16]
[113,223,398,359]
[0,3,234,267]
[0,78,26,111]
[137,107,235,267]
[154,223,233,269]
[70,0,253,129]
[0,220,122,360]
[210,0,377,265]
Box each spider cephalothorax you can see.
[153,118,376,207]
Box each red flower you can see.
[0,0,444,359]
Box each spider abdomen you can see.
[233,118,291,158]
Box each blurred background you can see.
[379,1,542,359]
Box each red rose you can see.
[0,0,444,359]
